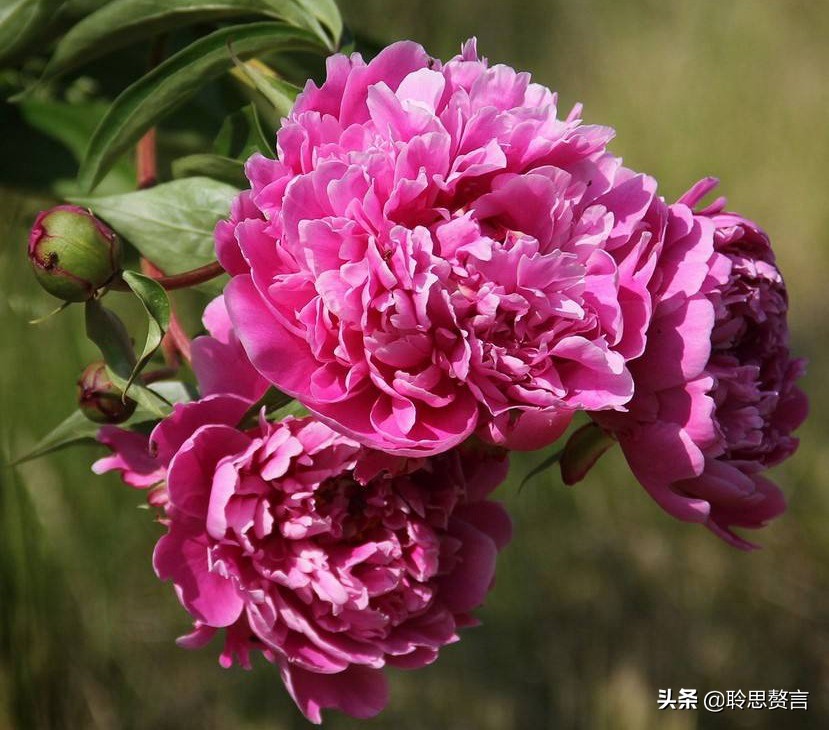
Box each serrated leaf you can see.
[10,380,192,466]
[41,0,338,83]
[121,271,170,393]
[84,299,170,417]
[70,177,237,279]
[172,153,246,186]
[0,0,65,65]
[78,22,322,191]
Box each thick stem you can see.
[149,260,225,290]
[140,367,178,385]
[167,315,192,365]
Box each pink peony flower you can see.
[219,39,666,456]
[153,417,511,723]
[594,180,807,548]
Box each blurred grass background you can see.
[1,0,828,727]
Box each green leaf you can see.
[84,299,170,417]
[172,153,246,186]
[230,55,302,117]
[17,98,135,194]
[120,271,170,394]
[19,99,108,161]
[78,22,323,191]
[213,104,273,159]
[10,380,192,466]
[10,410,99,466]
[294,0,341,48]
[0,0,65,65]
[268,398,310,422]
[41,0,339,83]
[70,177,238,278]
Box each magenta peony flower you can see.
[594,180,807,548]
[93,293,511,722]
[218,39,666,456]
[154,418,511,723]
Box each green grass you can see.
[2,1,828,727]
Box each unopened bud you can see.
[77,362,136,424]
[29,205,121,302]
[560,422,616,485]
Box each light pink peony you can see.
[218,39,666,456]
[154,418,511,723]
[594,180,807,548]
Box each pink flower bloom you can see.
[191,295,269,403]
[153,416,511,723]
[594,181,807,548]
[219,39,666,455]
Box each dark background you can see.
[1,0,827,727]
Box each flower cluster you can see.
[88,39,805,723]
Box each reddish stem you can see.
[149,260,225,290]
[167,315,192,365]
[141,367,178,385]
[136,128,157,189]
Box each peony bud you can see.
[560,422,616,486]
[28,205,121,302]
[77,362,136,424]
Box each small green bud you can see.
[77,362,136,424]
[29,205,121,302]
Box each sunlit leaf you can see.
[230,56,301,117]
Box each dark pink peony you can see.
[218,39,666,456]
[154,418,511,723]
[594,180,807,548]
[93,294,511,722]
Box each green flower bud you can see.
[29,205,121,302]
[77,362,136,424]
